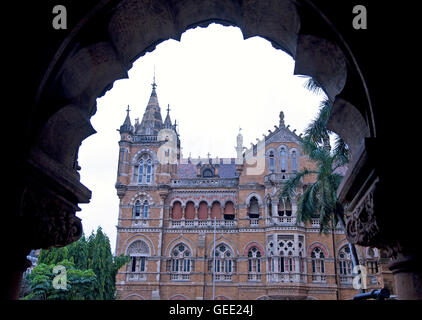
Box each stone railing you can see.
[171,178,238,188]
[126,272,146,281]
[169,219,238,228]
[170,273,190,281]
[266,272,306,283]
[266,217,297,226]
[264,172,292,184]
[215,274,232,281]
[133,135,158,143]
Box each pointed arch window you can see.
[146,159,152,183]
[291,151,297,172]
[248,197,259,218]
[210,244,235,281]
[280,148,287,172]
[247,246,262,281]
[126,240,150,281]
[338,245,353,284]
[268,151,275,172]
[311,247,326,282]
[142,200,149,218]
[133,200,141,218]
[138,160,144,183]
[169,244,194,281]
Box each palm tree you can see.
[280,96,362,292]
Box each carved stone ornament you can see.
[346,188,380,247]
[20,184,83,250]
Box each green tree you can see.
[23,259,96,300]
[26,227,129,300]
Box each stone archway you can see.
[8,0,420,300]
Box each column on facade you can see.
[271,197,279,224]
[294,234,300,282]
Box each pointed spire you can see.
[119,105,133,133]
[137,73,163,135]
[164,104,173,129]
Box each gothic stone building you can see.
[114,82,392,300]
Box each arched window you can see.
[338,245,353,284]
[133,200,141,218]
[146,159,152,183]
[223,201,235,220]
[291,151,297,172]
[278,198,292,217]
[366,247,379,274]
[198,201,208,220]
[280,148,287,172]
[126,240,150,281]
[171,201,183,220]
[185,201,195,220]
[247,246,262,281]
[142,200,149,218]
[248,197,259,218]
[210,244,235,281]
[202,168,213,177]
[138,159,144,183]
[268,151,274,172]
[311,247,326,282]
[267,198,272,217]
[211,201,222,220]
[169,244,194,281]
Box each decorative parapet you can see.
[171,178,238,188]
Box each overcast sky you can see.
[76,24,325,252]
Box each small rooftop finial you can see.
[152,65,157,90]
[167,104,170,114]
[126,105,130,113]
[279,111,285,127]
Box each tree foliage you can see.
[23,227,129,300]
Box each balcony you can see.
[264,172,291,184]
[266,217,297,226]
[267,272,306,283]
[170,273,190,281]
[126,272,146,281]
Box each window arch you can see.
[171,201,183,220]
[210,244,235,281]
[138,159,144,183]
[311,247,326,282]
[126,240,150,281]
[223,201,235,220]
[268,151,275,172]
[168,243,194,281]
[202,168,213,177]
[366,247,379,274]
[135,154,154,184]
[133,200,141,218]
[277,198,292,217]
[248,197,259,218]
[280,147,287,172]
[133,200,149,219]
[146,159,152,183]
[291,150,297,172]
[338,245,353,284]
[247,246,262,281]
[142,200,149,218]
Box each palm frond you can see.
[332,134,349,165]
[303,98,332,146]
[303,77,323,95]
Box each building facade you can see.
[114,81,392,300]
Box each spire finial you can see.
[126,105,130,113]
[167,104,170,114]
[152,65,157,90]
